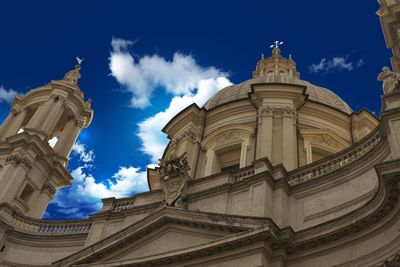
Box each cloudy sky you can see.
[0,0,391,219]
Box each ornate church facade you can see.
[0,2,400,266]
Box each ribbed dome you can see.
[204,73,353,114]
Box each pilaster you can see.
[1,108,27,139]
[381,90,400,159]
[282,106,297,171]
[256,105,273,160]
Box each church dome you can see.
[204,47,352,114]
[204,75,352,114]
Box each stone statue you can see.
[158,153,191,208]
[378,66,400,94]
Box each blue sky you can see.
[0,0,391,219]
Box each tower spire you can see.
[63,57,84,86]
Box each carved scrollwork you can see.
[6,154,32,169]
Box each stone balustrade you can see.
[11,215,91,233]
[112,199,135,212]
[287,128,382,186]
[229,165,256,184]
[0,203,91,234]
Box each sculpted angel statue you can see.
[377,66,400,94]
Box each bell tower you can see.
[0,61,93,219]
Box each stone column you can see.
[2,108,27,139]
[25,98,54,129]
[204,148,216,176]
[256,105,273,160]
[53,117,82,158]
[38,96,66,137]
[304,140,313,164]
[381,89,400,159]
[27,183,55,219]
[282,107,297,171]
[240,138,250,168]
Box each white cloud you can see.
[71,165,148,200]
[50,154,149,219]
[0,86,19,103]
[72,141,95,163]
[109,37,228,109]
[108,37,232,162]
[138,77,231,162]
[309,56,364,74]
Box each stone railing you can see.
[0,204,91,234]
[287,128,382,186]
[229,165,256,184]
[11,214,91,234]
[112,199,135,212]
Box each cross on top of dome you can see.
[270,41,284,56]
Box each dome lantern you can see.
[252,42,300,79]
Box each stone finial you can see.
[63,64,81,86]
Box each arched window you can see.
[201,125,254,176]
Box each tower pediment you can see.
[53,207,269,266]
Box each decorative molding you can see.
[172,128,200,147]
[382,253,400,267]
[258,105,296,117]
[288,129,382,186]
[41,182,56,196]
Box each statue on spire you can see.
[63,57,84,86]
[378,66,400,94]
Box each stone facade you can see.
[0,4,400,267]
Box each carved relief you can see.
[158,153,191,208]
[258,105,296,117]
[172,129,200,147]
[41,182,56,196]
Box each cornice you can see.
[54,159,400,266]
